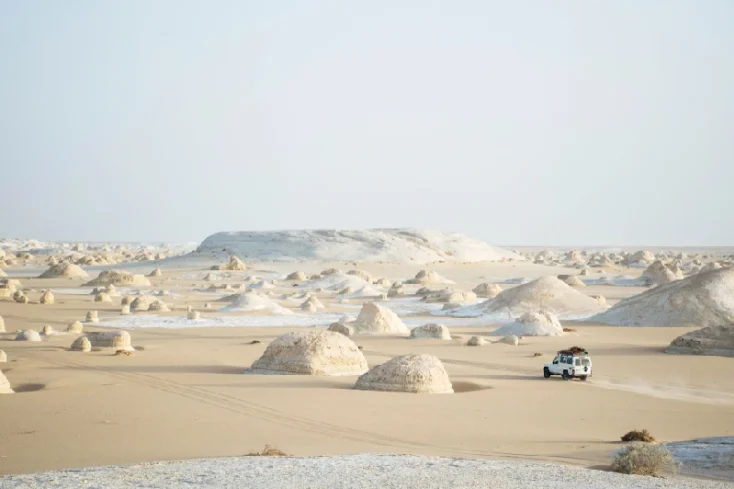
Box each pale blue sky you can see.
[1,1,732,245]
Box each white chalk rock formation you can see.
[148,267,163,277]
[219,292,291,314]
[86,330,134,351]
[0,370,13,394]
[286,271,307,281]
[39,263,89,279]
[347,269,374,283]
[70,336,92,352]
[250,330,368,376]
[410,323,451,340]
[16,330,42,342]
[14,293,28,304]
[95,292,113,303]
[66,320,84,334]
[217,256,247,271]
[130,295,156,312]
[642,260,684,286]
[590,268,734,327]
[0,349,6,362]
[40,325,54,336]
[666,325,734,358]
[195,229,521,263]
[327,321,354,337]
[407,270,448,285]
[148,300,170,312]
[441,276,604,320]
[472,283,503,298]
[354,354,453,393]
[0,315,4,333]
[562,275,586,288]
[352,302,409,335]
[468,336,487,346]
[121,304,131,315]
[85,270,151,287]
[187,310,201,320]
[490,311,564,337]
[301,296,325,311]
[85,311,99,323]
[499,335,520,346]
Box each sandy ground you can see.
[1,260,733,482]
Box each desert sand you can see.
[1,234,733,487]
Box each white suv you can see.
[543,348,592,381]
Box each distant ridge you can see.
[194,228,521,263]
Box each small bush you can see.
[532,352,543,357]
[246,445,290,457]
[612,442,677,477]
[621,429,656,443]
[562,327,577,333]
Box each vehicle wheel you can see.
[562,370,570,381]
[543,367,551,378]
[579,375,588,381]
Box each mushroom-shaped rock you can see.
[148,268,163,277]
[16,330,42,342]
[84,269,151,287]
[0,349,6,362]
[66,321,84,334]
[490,311,564,337]
[15,294,28,304]
[70,336,92,352]
[472,283,503,298]
[286,271,307,281]
[666,325,734,358]
[410,323,452,340]
[85,311,99,323]
[352,302,409,335]
[354,354,453,394]
[249,330,368,376]
[0,370,13,394]
[187,310,201,320]
[39,262,89,279]
[40,325,54,336]
[121,305,131,315]
[86,330,134,351]
[468,336,487,346]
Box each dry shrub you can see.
[562,327,577,333]
[621,429,656,443]
[612,442,677,476]
[533,352,543,357]
[247,445,290,457]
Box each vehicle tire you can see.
[562,370,570,381]
[543,367,551,378]
[579,375,588,381]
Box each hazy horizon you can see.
[2,1,732,246]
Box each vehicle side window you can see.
[574,358,581,366]
[559,354,566,364]
[553,356,560,364]
[567,356,573,364]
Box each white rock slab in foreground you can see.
[1,455,730,489]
